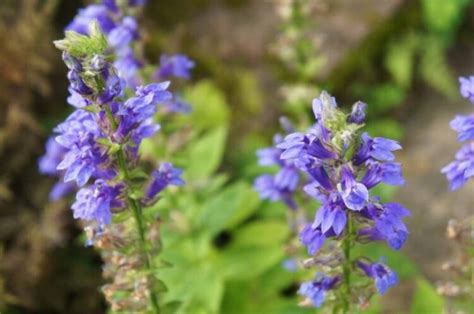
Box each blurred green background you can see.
[0,0,473,313]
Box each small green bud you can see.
[53,21,108,58]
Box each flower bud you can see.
[348,101,367,124]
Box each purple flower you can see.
[339,166,368,211]
[298,275,339,308]
[358,261,398,295]
[254,174,296,209]
[278,133,336,169]
[257,146,281,167]
[49,181,75,201]
[67,89,90,108]
[361,202,410,250]
[361,160,405,189]
[161,97,192,114]
[66,5,116,35]
[313,196,347,236]
[274,167,299,191]
[68,70,93,96]
[102,0,119,12]
[128,0,147,6]
[62,52,83,72]
[98,70,124,104]
[450,114,474,142]
[55,110,107,186]
[353,133,402,165]
[39,137,68,175]
[282,258,298,272]
[442,142,474,190]
[145,163,184,200]
[300,224,327,255]
[114,48,143,88]
[71,180,123,225]
[156,54,195,80]
[108,17,139,52]
[459,76,474,103]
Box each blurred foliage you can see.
[411,278,445,314]
[329,0,473,140]
[140,80,311,313]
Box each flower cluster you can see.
[255,91,410,310]
[39,0,194,201]
[442,76,474,190]
[65,0,193,91]
[38,1,194,311]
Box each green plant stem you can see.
[342,214,354,314]
[105,107,160,313]
[117,149,160,314]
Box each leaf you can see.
[421,0,471,38]
[184,80,230,130]
[196,182,260,235]
[161,301,182,314]
[160,262,224,314]
[185,126,228,180]
[151,278,168,293]
[216,245,284,280]
[419,37,457,98]
[410,277,445,314]
[384,34,418,88]
[231,220,290,247]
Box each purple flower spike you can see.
[254,91,410,306]
[443,76,474,190]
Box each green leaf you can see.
[196,182,260,235]
[411,277,445,314]
[161,262,224,314]
[151,278,168,293]
[216,245,284,280]
[161,301,182,314]
[421,0,471,38]
[231,220,290,247]
[184,126,228,180]
[419,37,457,98]
[384,34,418,88]
[184,81,230,130]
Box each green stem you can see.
[342,214,353,314]
[105,107,160,313]
[117,149,160,314]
